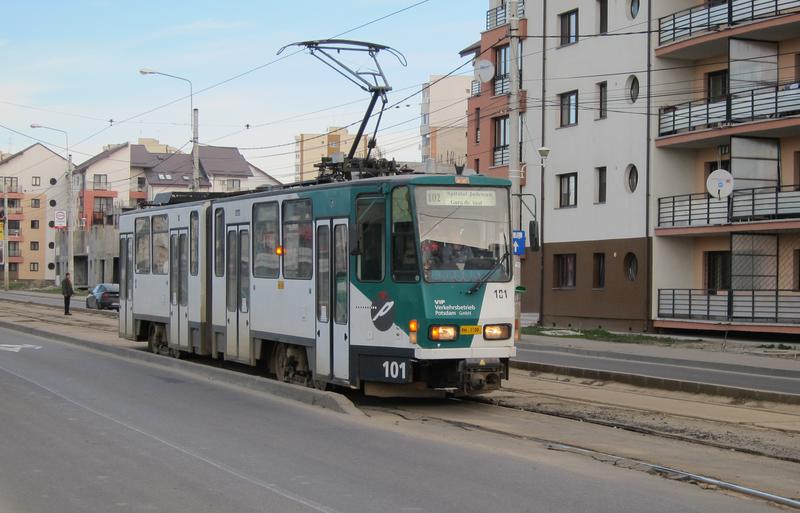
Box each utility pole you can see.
[192,108,200,191]
[508,0,522,340]
[3,175,8,291]
[67,150,74,278]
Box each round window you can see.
[49,177,57,186]
[48,242,55,249]
[628,76,640,103]
[626,165,639,193]
[48,220,55,228]
[48,263,56,270]
[49,199,57,207]
[630,0,640,19]
[624,253,638,281]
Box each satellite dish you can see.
[706,169,734,199]
[474,59,495,83]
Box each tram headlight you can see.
[483,324,511,340]
[429,325,457,341]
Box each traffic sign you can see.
[54,210,67,228]
[512,230,526,256]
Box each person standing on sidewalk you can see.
[62,272,74,316]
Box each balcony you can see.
[658,82,800,143]
[659,0,800,46]
[471,80,481,98]
[7,228,22,241]
[658,289,800,325]
[6,207,23,220]
[486,0,525,31]
[493,74,510,96]
[493,145,509,167]
[658,185,800,232]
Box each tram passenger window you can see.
[391,187,419,282]
[214,209,224,277]
[151,215,169,275]
[282,199,313,279]
[135,217,151,273]
[253,202,280,278]
[190,211,199,276]
[356,196,385,282]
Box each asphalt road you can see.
[515,341,800,396]
[0,327,774,513]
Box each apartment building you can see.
[465,0,800,335]
[294,127,369,182]
[0,143,69,285]
[420,75,472,166]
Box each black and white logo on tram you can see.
[371,291,395,331]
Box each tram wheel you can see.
[272,343,290,382]
[148,325,159,354]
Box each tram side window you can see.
[214,208,225,277]
[135,217,150,273]
[151,214,169,275]
[356,196,385,281]
[391,187,419,282]
[190,210,199,276]
[253,202,280,278]
[282,199,313,279]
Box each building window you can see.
[29,262,39,272]
[8,263,17,273]
[474,159,480,173]
[252,202,280,279]
[32,176,41,186]
[495,45,510,95]
[624,252,638,281]
[560,90,578,127]
[595,167,607,204]
[560,10,579,46]
[493,116,510,166]
[597,81,607,119]
[628,75,640,103]
[706,251,731,290]
[629,0,640,19]
[558,173,578,208]
[151,215,169,275]
[598,0,608,33]
[30,220,39,229]
[94,196,113,213]
[794,249,800,290]
[554,254,577,289]
[356,196,385,282]
[30,241,39,251]
[31,198,40,208]
[626,164,639,193]
[474,108,481,143]
[707,69,728,102]
[593,253,605,289]
[226,179,241,192]
[93,174,107,190]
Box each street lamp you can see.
[537,146,550,327]
[30,124,72,286]
[139,68,199,191]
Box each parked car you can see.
[86,283,120,310]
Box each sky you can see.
[0,0,485,183]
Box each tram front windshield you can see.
[414,186,511,283]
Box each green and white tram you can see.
[119,172,515,396]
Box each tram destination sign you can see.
[425,189,496,207]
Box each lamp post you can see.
[30,124,72,284]
[537,146,550,327]
[139,68,199,191]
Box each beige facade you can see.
[294,127,368,182]
[420,75,471,166]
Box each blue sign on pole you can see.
[512,230,526,256]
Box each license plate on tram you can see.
[459,325,482,335]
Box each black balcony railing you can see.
[658,185,800,228]
[659,289,800,324]
[659,82,800,136]
[493,145,509,166]
[486,0,525,31]
[659,0,800,45]
[471,80,481,97]
[494,74,510,96]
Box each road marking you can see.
[0,344,42,353]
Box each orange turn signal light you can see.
[275,245,284,256]
[409,319,418,332]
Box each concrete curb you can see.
[0,320,363,417]
[510,360,800,405]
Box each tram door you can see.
[119,234,134,338]
[169,229,189,349]
[225,225,251,363]
[315,218,350,382]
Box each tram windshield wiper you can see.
[466,235,509,295]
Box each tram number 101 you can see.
[361,356,414,384]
